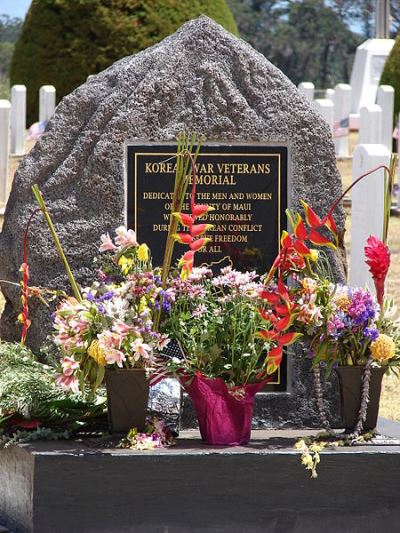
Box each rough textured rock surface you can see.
[0,16,345,427]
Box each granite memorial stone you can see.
[0,16,346,427]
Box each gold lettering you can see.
[245,192,272,200]
[233,203,251,211]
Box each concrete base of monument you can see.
[1,418,400,533]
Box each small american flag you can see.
[149,339,185,387]
[333,117,349,138]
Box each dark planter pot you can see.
[180,374,267,446]
[335,366,386,431]
[105,368,149,433]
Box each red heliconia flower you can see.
[192,204,215,218]
[189,238,211,252]
[190,224,213,237]
[172,233,194,244]
[258,276,302,374]
[172,213,194,227]
[178,251,195,280]
[364,235,391,307]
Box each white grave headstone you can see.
[398,114,400,210]
[0,100,11,206]
[376,85,394,152]
[333,83,351,157]
[39,85,56,123]
[359,104,382,144]
[349,39,394,119]
[298,82,315,102]
[350,144,390,291]
[11,85,26,156]
[325,88,335,103]
[314,99,334,133]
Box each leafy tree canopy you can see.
[228,0,361,88]
[11,0,238,124]
[380,31,400,125]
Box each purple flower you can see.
[85,292,96,302]
[363,327,379,341]
[100,291,115,301]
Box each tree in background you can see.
[10,0,237,124]
[380,31,400,125]
[228,0,360,88]
[0,15,23,99]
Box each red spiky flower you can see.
[364,235,391,307]
[172,153,214,279]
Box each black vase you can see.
[105,368,149,433]
[335,366,386,430]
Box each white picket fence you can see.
[0,85,56,209]
[0,80,398,295]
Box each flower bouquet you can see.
[154,146,300,445]
[53,226,173,432]
[160,265,294,445]
[292,242,400,432]
[261,154,400,438]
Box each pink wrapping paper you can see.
[180,374,268,446]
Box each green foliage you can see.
[0,15,23,99]
[0,342,106,440]
[380,32,400,126]
[228,0,361,87]
[0,342,63,419]
[0,15,23,43]
[10,0,238,124]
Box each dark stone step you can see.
[1,418,400,533]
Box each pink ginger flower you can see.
[99,232,117,252]
[364,235,391,307]
[115,226,138,248]
[56,374,80,394]
[61,356,79,376]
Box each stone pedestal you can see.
[1,420,400,533]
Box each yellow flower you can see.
[139,296,148,313]
[301,278,317,292]
[88,340,106,367]
[310,249,319,262]
[137,243,149,262]
[333,294,351,311]
[118,256,134,275]
[371,334,395,362]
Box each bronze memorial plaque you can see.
[126,143,288,391]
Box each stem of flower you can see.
[326,163,392,221]
[32,184,82,302]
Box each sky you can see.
[0,0,31,19]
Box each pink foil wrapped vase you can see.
[180,374,268,446]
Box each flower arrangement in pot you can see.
[264,157,400,440]
[160,265,299,446]
[293,237,400,434]
[53,228,173,432]
[155,152,302,446]
[50,132,201,433]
